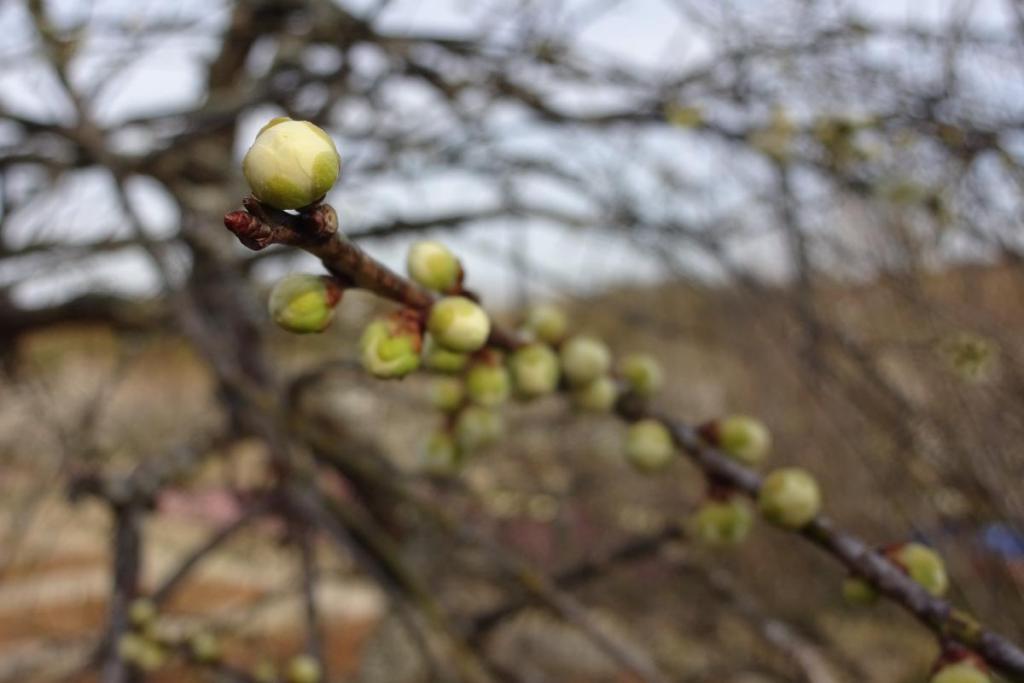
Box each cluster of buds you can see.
[118,598,225,673]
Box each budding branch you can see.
[224,199,1024,682]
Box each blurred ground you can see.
[2,263,1023,682]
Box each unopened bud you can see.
[286,654,322,683]
[428,296,491,353]
[931,661,990,683]
[421,431,460,475]
[407,241,461,291]
[268,274,341,334]
[466,360,510,407]
[891,542,948,597]
[571,376,617,413]
[509,343,560,398]
[525,303,568,345]
[625,419,674,473]
[560,335,611,387]
[128,598,157,628]
[243,118,340,209]
[690,496,753,546]
[702,415,771,466]
[118,633,166,672]
[455,405,504,453]
[841,577,878,606]
[758,468,821,528]
[360,315,421,379]
[431,377,465,413]
[422,334,470,373]
[618,353,663,397]
[188,631,221,663]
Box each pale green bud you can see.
[705,415,771,466]
[618,353,663,397]
[421,334,470,373]
[118,633,166,672]
[428,296,491,353]
[128,598,157,628]
[625,419,674,473]
[455,405,504,453]
[560,335,611,387]
[188,631,221,663]
[466,360,511,407]
[841,577,878,606]
[268,274,341,334]
[931,662,991,683]
[892,543,948,597]
[525,303,568,345]
[286,654,322,683]
[690,497,754,546]
[407,241,461,291]
[571,376,618,413]
[421,431,460,475]
[431,377,465,413]
[509,343,560,398]
[360,317,421,379]
[758,468,821,528]
[243,118,341,209]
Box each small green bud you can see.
[360,315,421,379]
[428,296,491,353]
[931,662,990,683]
[286,654,322,683]
[841,577,878,606]
[455,405,504,453]
[118,633,166,672]
[509,343,560,398]
[421,334,470,373]
[758,468,821,528]
[243,118,341,209]
[625,419,674,472]
[188,631,221,663]
[430,377,465,413]
[690,496,753,546]
[268,274,341,334]
[571,376,618,413]
[421,431,460,474]
[703,415,771,466]
[560,335,611,387]
[892,543,948,597]
[618,353,663,397]
[524,303,569,345]
[407,241,461,291]
[128,598,157,628]
[466,360,510,407]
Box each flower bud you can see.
[560,335,611,387]
[758,468,821,528]
[891,542,948,597]
[428,296,491,353]
[243,117,341,209]
[268,274,342,334]
[525,303,568,345]
[618,353,663,397]
[455,405,504,453]
[407,241,461,292]
[286,654,322,683]
[931,662,990,683]
[466,360,511,407]
[118,633,166,672]
[702,415,771,466]
[571,376,617,413]
[421,431,460,475]
[128,598,157,628]
[841,577,878,606]
[188,631,221,663]
[430,377,465,413]
[625,419,674,473]
[422,334,470,373]
[509,343,560,398]
[360,315,421,379]
[690,496,753,546]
